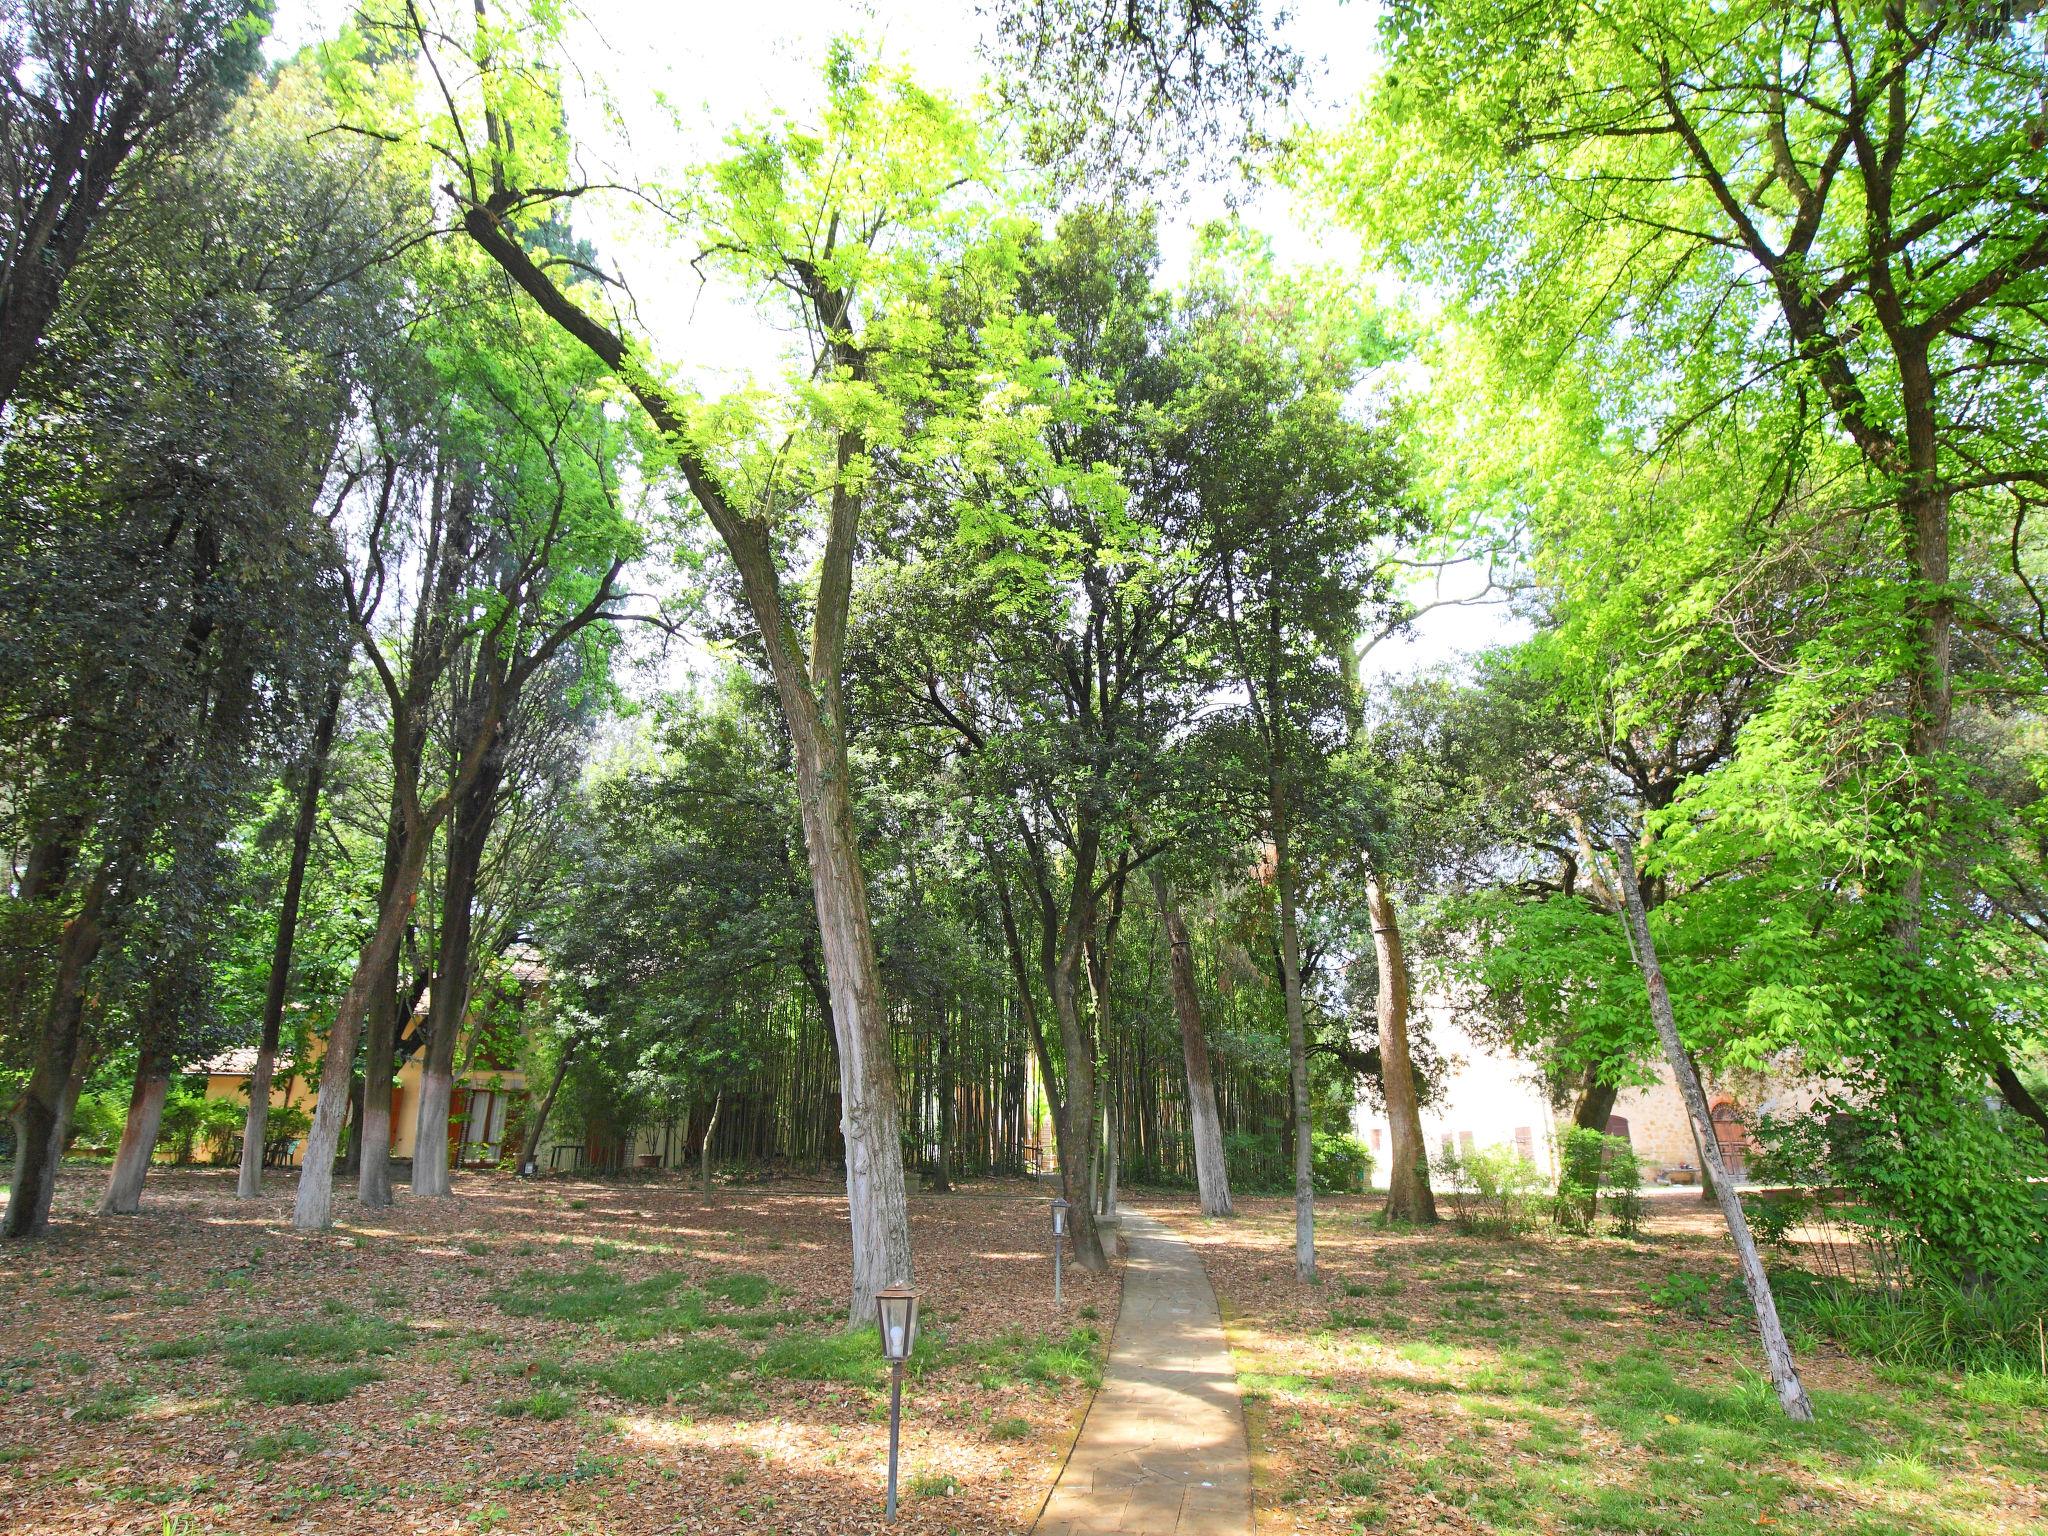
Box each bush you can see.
[66,1091,127,1153]
[1430,1143,1546,1237]
[1769,1267,2048,1379]
[156,1090,243,1165]
[1223,1130,1376,1194]
[1552,1128,1642,1237]
[1312,1132,1374,1194]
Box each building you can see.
[1350,997,1816,1187]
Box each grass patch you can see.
[989,1415,1032,1440]
[488,1265,700,1329]
[219,1315,407,1368]
[582,1339,747,1404]
[241,1361,383,1405]
[494,1386,576,1420]
[704,1271,778,1307]
[753,1328,886,1384]
[143,1337,206,1360]
[247,1427,323,1460]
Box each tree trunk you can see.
[459,193,912,1322]
[517,1038,577,1175]
[1150,869,1231,1216]
[3,874,106,1239]
[1368,876,1437,1225]
[1613,841,1813,1421]
[701,1091,721,1197]
[1570,1068,1620,1135]
[990,857,1068,1193]
[1274,810,1316,1281]
[1103,1096,1120,1216]
[53,1040,95,1157]
[1048,928,1108,1271]
[355,927,404,1210]
[413,751,501,1197]
[293,824,435,1231]
[1993,1057,2048,1157]
[241,675,343,1199]
[931,1022,955,1194]
[98,1056,169,1217]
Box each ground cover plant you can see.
[1166,1195,2047,1536]
[0,1171,1117,1536]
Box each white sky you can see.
[268,1,1512,680]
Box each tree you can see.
[1174,232,1414,1272]
[0,0,272,410]
[350,5,1021,1316]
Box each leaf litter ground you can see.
[0,1168,1119,1535]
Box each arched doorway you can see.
[1709,1100,1749,1178]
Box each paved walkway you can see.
[1033,1210,1253,1536]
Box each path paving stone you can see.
[1033,1208,1253,1536]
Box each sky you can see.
[267,1,1512,681]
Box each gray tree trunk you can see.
[98,1064,168,1216]
[242,675,343,1198]
[3,874,106,1238]
[1150,869,1231,1216]
[1274,810,1316,1282]
[1613,840,1813,1421]
[1368,877,1437,1224]
[701,1091,721,1197]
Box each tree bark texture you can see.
[3,873,106,1238]
[97,1058,169,1216]
[1273,808,1316,1281]
[517,1038,577,1175]
[1368,877,1438,1225]
[1614,841,1813,1421]
[241,675,342,1199]
[293,824,435,1231]
[1150,869,1231,1216]
[413,742,504,1197]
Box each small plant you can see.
[241,1362,383,1404]
[247,1426,323,1461]
[494,1386,575,1420]
[1431,1144,1545,1237]
[1646,1271,1715,1318]
[989,1415,1032,1441]
[910,1471,962,1497]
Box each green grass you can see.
[988,1415,1032,1440]
[752,1328,887,1384]
[247,1426,323,1460]
[73,1386,147,1422]
[142,1337,206,1360]
[704,1271,777,1307]
[219,1315,408,1368]
[493,1386,576,1420]
[581,1339,747,1403]
[240,1361,384,1405]
[967,1327,1103,1390]
[488,1265,700,1328]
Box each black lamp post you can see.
[1050,1196,1069,1306]
[875,1285,920,1522]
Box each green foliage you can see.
[1431,1144,1546,1238]
[1553,1129,1641,1238]
[240,1362,384,1405]
[1311,1132,1375,1195]
[1770,1269,2048,1382]
[582,1340,747,1404]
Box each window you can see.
[1458,1130,1475,1155]
[1514,1126,1533,1161]
[1370,1128,1382,1151]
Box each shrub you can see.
[1311,1132,1375,1194]
[1431,1144,1545,1237]
[1552,1129,1643,1237]
[1768,1267,2048,1378]
[65,1091,127,1153]
[1223,1130,1376,1194]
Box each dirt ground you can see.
[1158,1193,2048,1536]
[0,1166,1120,1536]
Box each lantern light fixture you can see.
[874,1285,920,1521]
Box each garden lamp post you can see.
[875,1285,920,1522]
[1050,1196,1069,1306]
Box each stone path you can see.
[1033,1209,1253,1536]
